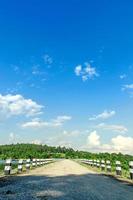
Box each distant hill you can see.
[0,143,133,170]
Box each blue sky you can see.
[0,0,133,154]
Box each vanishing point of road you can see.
[0,160,133,200]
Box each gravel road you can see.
[0,159,133,200]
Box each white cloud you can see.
[87,131,100,147]
[111,135,133,153]
[74,62,99,81]
[22,115,72,128]
[97,123,128,133]
[9,132,18,144]
[122,84,133,97]
[89,110,116,121]
[85,131,133,154]
[32,65,42,76]
[45,129,80,148]
[42,54,53,65]
[84,62,98,78]
[31,139,42,145]
[120,74,126,79]
[22,119,49,128]
[0,94,43,119]
[122,84,133,90]
[74,65,82,76]
[82,75,88,82]
[56,141,72,148]
[12,65,20,73]
[52,116,72,126]
[9,132,15,141]
[63,130,80,137]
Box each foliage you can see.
[0,144,133,170]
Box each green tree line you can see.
[0,144,133,170]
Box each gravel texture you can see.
[0,159,133,200]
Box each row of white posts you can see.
[4,158,53,175]
[81,159,133,180]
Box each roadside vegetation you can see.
[0,144,133,172]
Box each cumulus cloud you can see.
[122,84,133,90]
[74,62,99,81]
[22,115,72,128]
[52,116,72,126]
[111,135,133,153]
[86,131,133,154]
[22,118,49,128]
[89,110,116,121]
[120,74,126,79]
[45,129,80,148]
[0,94,43,119]
[63,130,80,137]
[12,65,20,73]
[9,132,19,144]
[97,123,128,133]
[87,131,100,147]
[56,141,72,148]
[122,84,133,97]
[75,65,82,76]
[31,139,42,145]
[32,65,42,76]
[42,54,53,65]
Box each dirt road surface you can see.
[0,160,133,200]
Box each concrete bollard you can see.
[44,159,48,165]
[96,160,100,168]
[129,161,133,180]
[92,160,94,167]
[106,160,111,172]
[101,160,105,171]
[90,160,93,167]
[89,160,93,166]
[37,159,40,166]
[87,160,90,165]
[39,159,41,166]
[116,161,122,176]
[40,159,43,165]
[4,159,12,175]
[82,159,86,164]
[43,159,46,165]
[32,159,36,167]
[94,160,97,167]
[18,159,23,173]
[26,159,31,170]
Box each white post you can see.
[4,159,12,175]
[106,160,111,172]
[92,160,94,167]
[101,160,105,171]
[26,159,31,170]
[37,159,40,166]
[32,159,36,167]
[116,161,122,176]
[97,160,100,168]
[129,161,133,180]
[90,160,93,166]
[18,159,23,173]
[39,159,41,166]
[94,160,97,167]
[43,159,45,165]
